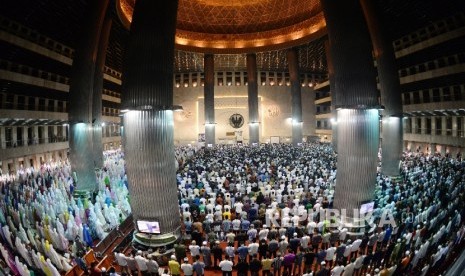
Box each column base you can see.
[73,189,93,201]
[133,230,179,248]
[132,231,180,265]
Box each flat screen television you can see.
[360,201,374,214]
[137,220,161,234]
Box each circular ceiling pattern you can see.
[117,0,326,53]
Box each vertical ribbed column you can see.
[321,0,378,108]
[43,126,48,144]
[336,109,379,212]
[68,0,109,191]
[321,0,380,218]
[324,40,337,151]
[93,17,112,169]
[361,0,403,176]
[0,127,5,149]
[247,53,259,144]
[287,48,303,145]
[23,126,28,147]
[121,0,180,245]
[123,111,179,234]
[12,127,17,146]
[204,54,215,146]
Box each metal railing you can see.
[399,53,465,78]
[102,89,121,98]
[0,137,68,149]
[0,16,123,81]
[393,12,465,51]
[0,59,70,85]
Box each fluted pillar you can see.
[0,127,5,149]
[322,0,380,218]
[11,127,17,146]
[287,48,303,145]
[68,0,109,191]
[92,17,112,168]
[325,40,337,151]
[247,53,259,145]
[23,126,28,147]
[204,54,215,146]
[43,126,48,144]
[121,0,180,247]
[361,0,403,176]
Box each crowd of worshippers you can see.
[1,143,464,276]
[157,143,465,276]
[0,150,131,276]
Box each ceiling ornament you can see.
[117,0,327,53]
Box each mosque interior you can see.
[0,0,465,275]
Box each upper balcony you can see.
[394,12,465,56]
[0,16,122,84]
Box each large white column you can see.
[360,0,405,177]
[121,0,181,247]
[68,0,109,191]
[92,17,112,168]
[322,0,380,219]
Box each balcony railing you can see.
[0,59,70,85]
[0,137,68,149]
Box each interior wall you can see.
[173,83,315,145]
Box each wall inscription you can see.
[267,105,280,117]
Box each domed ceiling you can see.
[117,0,326,53]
